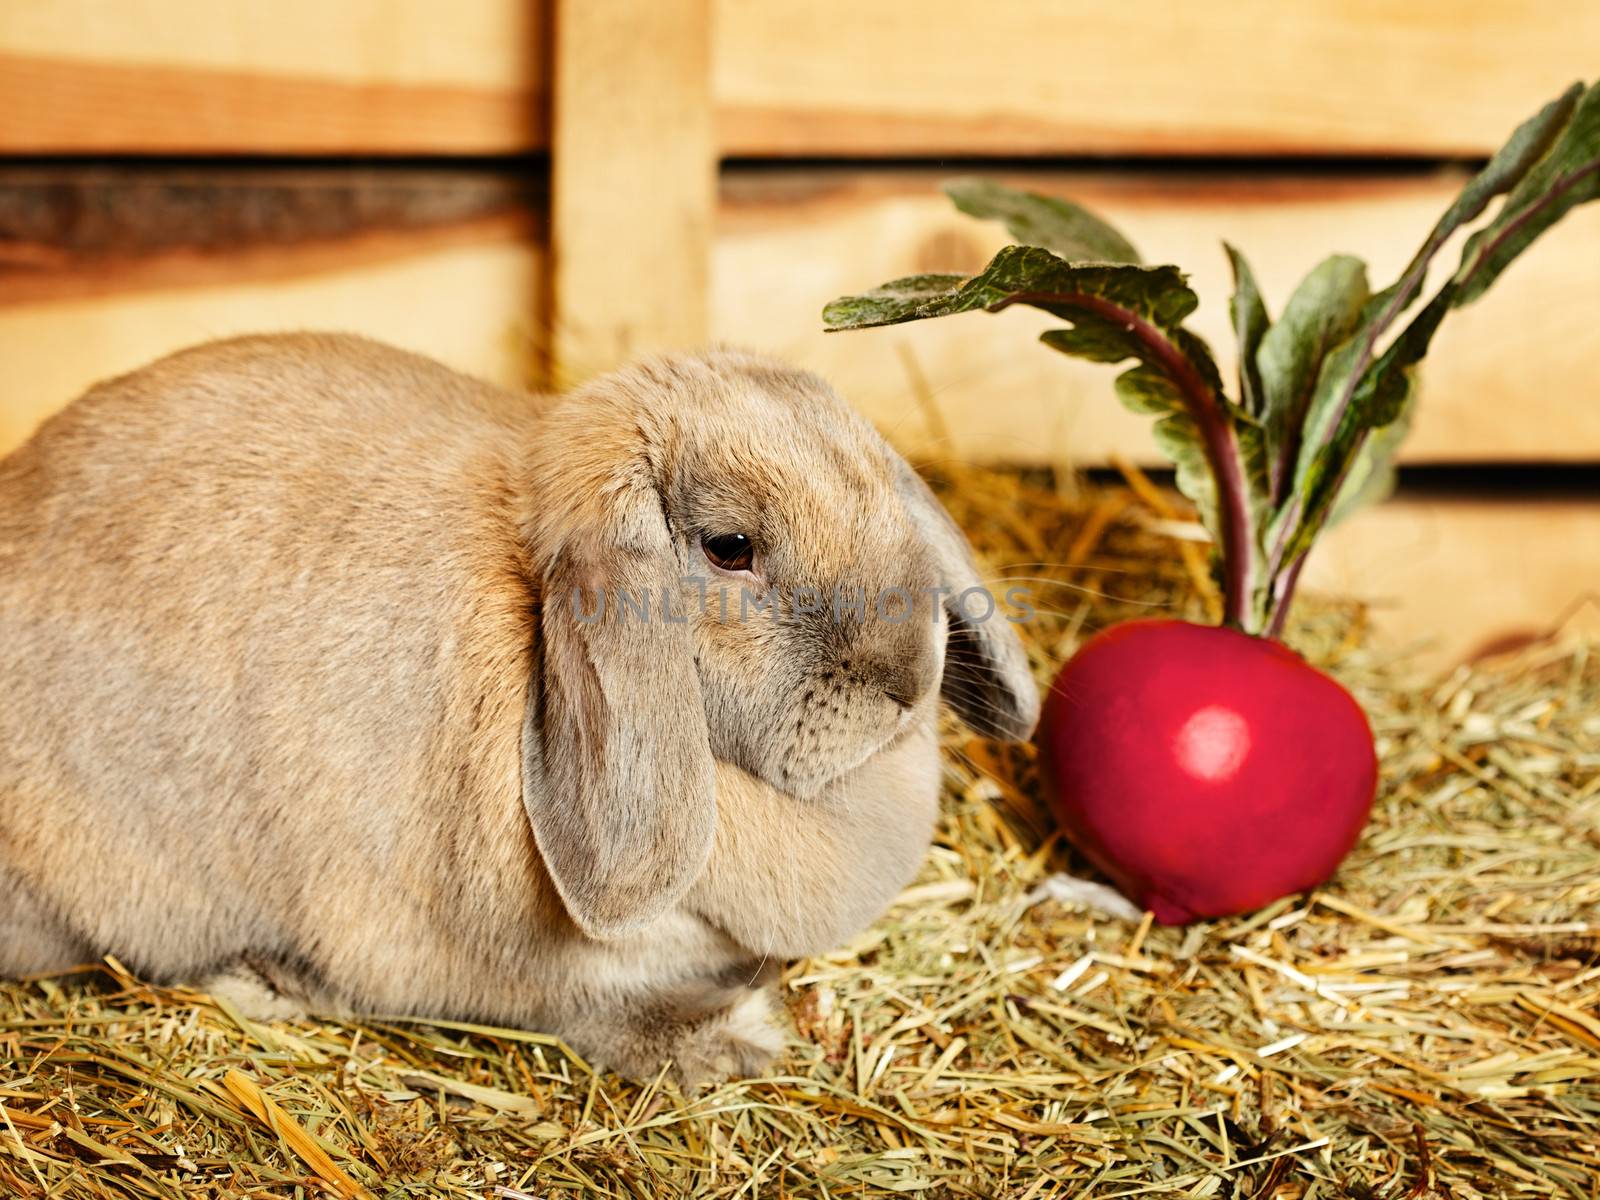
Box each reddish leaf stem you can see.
[993,291,1255,628]
[1460,158,1600,286]
[1264,154,1600,636]
[1264,553,1305,641]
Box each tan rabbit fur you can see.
[0,333,1038,1082]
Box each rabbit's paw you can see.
[197,962,308,1022]
[665,985,784,1085]
[583,981,785,1086]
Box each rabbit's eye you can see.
[701,532,755,573]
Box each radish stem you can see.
[990,291,1256,628]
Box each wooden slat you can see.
[0,168,543,449]
[712,168,1600,465]
[6,3,1592,158]
[0,231,542,452]
[0,167,542,304]
[0,168,548,448]
[7,166,1598,464]
[1303,497,1600,666]
[715,0,1600,157]
[0,1,546,153]
[548,0,715,382]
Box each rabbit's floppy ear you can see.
[895,459,1040,741]
[522,457,716,940]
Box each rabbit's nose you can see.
[863,648,939,711]
[883,681,918,710]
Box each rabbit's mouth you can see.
[774,694,932,800]
[781,737,888,799]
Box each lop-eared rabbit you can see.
[0,334,1038,1081]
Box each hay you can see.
[3,464,1596,1198]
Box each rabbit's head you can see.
[521,350,1038,940]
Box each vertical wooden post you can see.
[547,0,715,387]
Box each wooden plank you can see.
[712,168,1600,464]
[547,0,715,383]
[0,1,546,153]
[1303,497,1600,666]
[10,2,1588,158]
[0,232,542,453]
[0,167,548,450]
[715,0,1600,157]
[0,167,543,304]
[7,165,1598,464]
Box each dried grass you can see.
[3,464,1596,1198]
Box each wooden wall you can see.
[2,2,1596,664]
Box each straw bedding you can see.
[2,464,1595,1198]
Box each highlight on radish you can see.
[823,80,1600,922]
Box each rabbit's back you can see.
[0,334,548,986]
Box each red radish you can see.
[825,83,1599,920]
[1035,620,1376,924]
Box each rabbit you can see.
[0,333,1039,1082]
